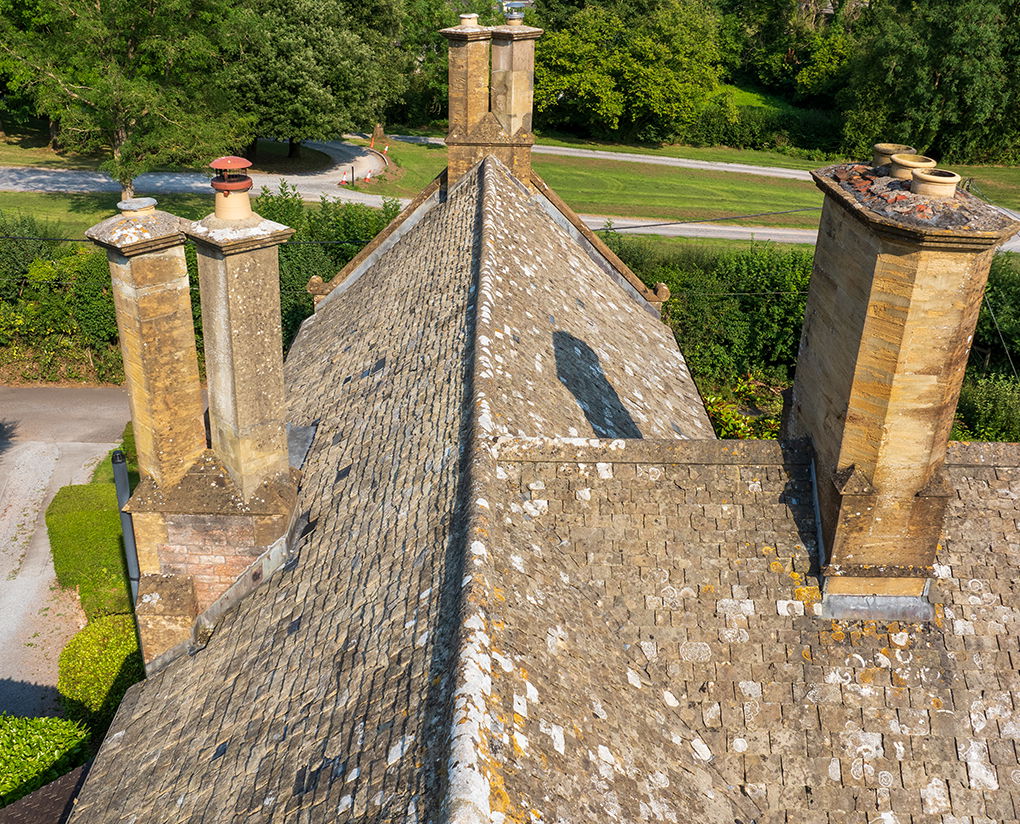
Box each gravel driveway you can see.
[0,386,129,716]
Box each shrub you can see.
[57,614,143,734]
[606,234,813,387]
[956,374,1020,442]
[0,714,89,808]
[45,483,131,619]
[0,210,73,302]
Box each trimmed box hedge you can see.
[45,482,131,619]
[0,714,89,808]
[57,614,143,734]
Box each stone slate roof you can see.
[478,437,1020,823]
[66,157,711,823]
[63,154,1020,824]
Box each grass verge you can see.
[357,139,825,228]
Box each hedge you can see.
[57,614,143,734]
[0,714,89,808]
[45,483,131,620]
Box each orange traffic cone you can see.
[340,170,348,186]
[365,170,372,183]
[383,145,389,155]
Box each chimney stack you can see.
[86,198,206,488]
[186,157,294,501]
[786,158,1020,602]
[441,10,542,182]
[87,168,301,668]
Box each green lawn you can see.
[360,139,825,228]
[0,191,213,238]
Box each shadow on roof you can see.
[553,330,641,439]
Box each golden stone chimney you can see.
[89,167,300,668]
[786,152,1020,601]
[86,198,206,489]
[441,8,542,182]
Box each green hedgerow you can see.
[58,614,144,734]
[45,483,131,620]
[956,374,1020,442]
[0,714,89,808]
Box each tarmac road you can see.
[1,139,1017,250]
[0,385,130,716]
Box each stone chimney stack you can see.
[490,18,541,138]
[86,168,300,668]
[185,157,294,501]
[86,198,206,487]
[786,156,1020,601]
[441,11,542,182]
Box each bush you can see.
[686,98,842,155]
[605,234,813,386]
[0,714,89,808]
[45,483,131,620]
[973,253,1020,375]
[956,374,1020,442]
[57,614,143,734]
[0,210,73,302]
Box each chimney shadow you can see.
[553,330,641,439]
[0,420,16,455]
[0,677,63,718]
[779,438,823,576]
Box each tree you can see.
[0,0,251,198]
[839,0,1017,162]
[535,0,723,142]
[228,0,408,147]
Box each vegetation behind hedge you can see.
[0,715,89,808]
[45,483,131,620]
[57,615,143,735]
[0,194,398,382]
[609,236,1020,441]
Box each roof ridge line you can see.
[443,153,504,824]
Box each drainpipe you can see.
[112,450,140,603]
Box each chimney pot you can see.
[117,197,158,216]
[209,156,255,222]
[888,153,936,180]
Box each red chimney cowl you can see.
[210,156,253,193]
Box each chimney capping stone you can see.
[85,206,187,257]
[440,20,493,41]
[184,216,294,256]
[490,23,543,39]
[811,164,1020,249]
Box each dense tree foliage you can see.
[1,0,1018,171]
[840,0,1019,163]
[535,0,723,142]
[228,0,407,147]
[0,0,249,197]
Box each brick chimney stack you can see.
[441,11,542,182]
[786,157,1020,601]
[86,198,206,489]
